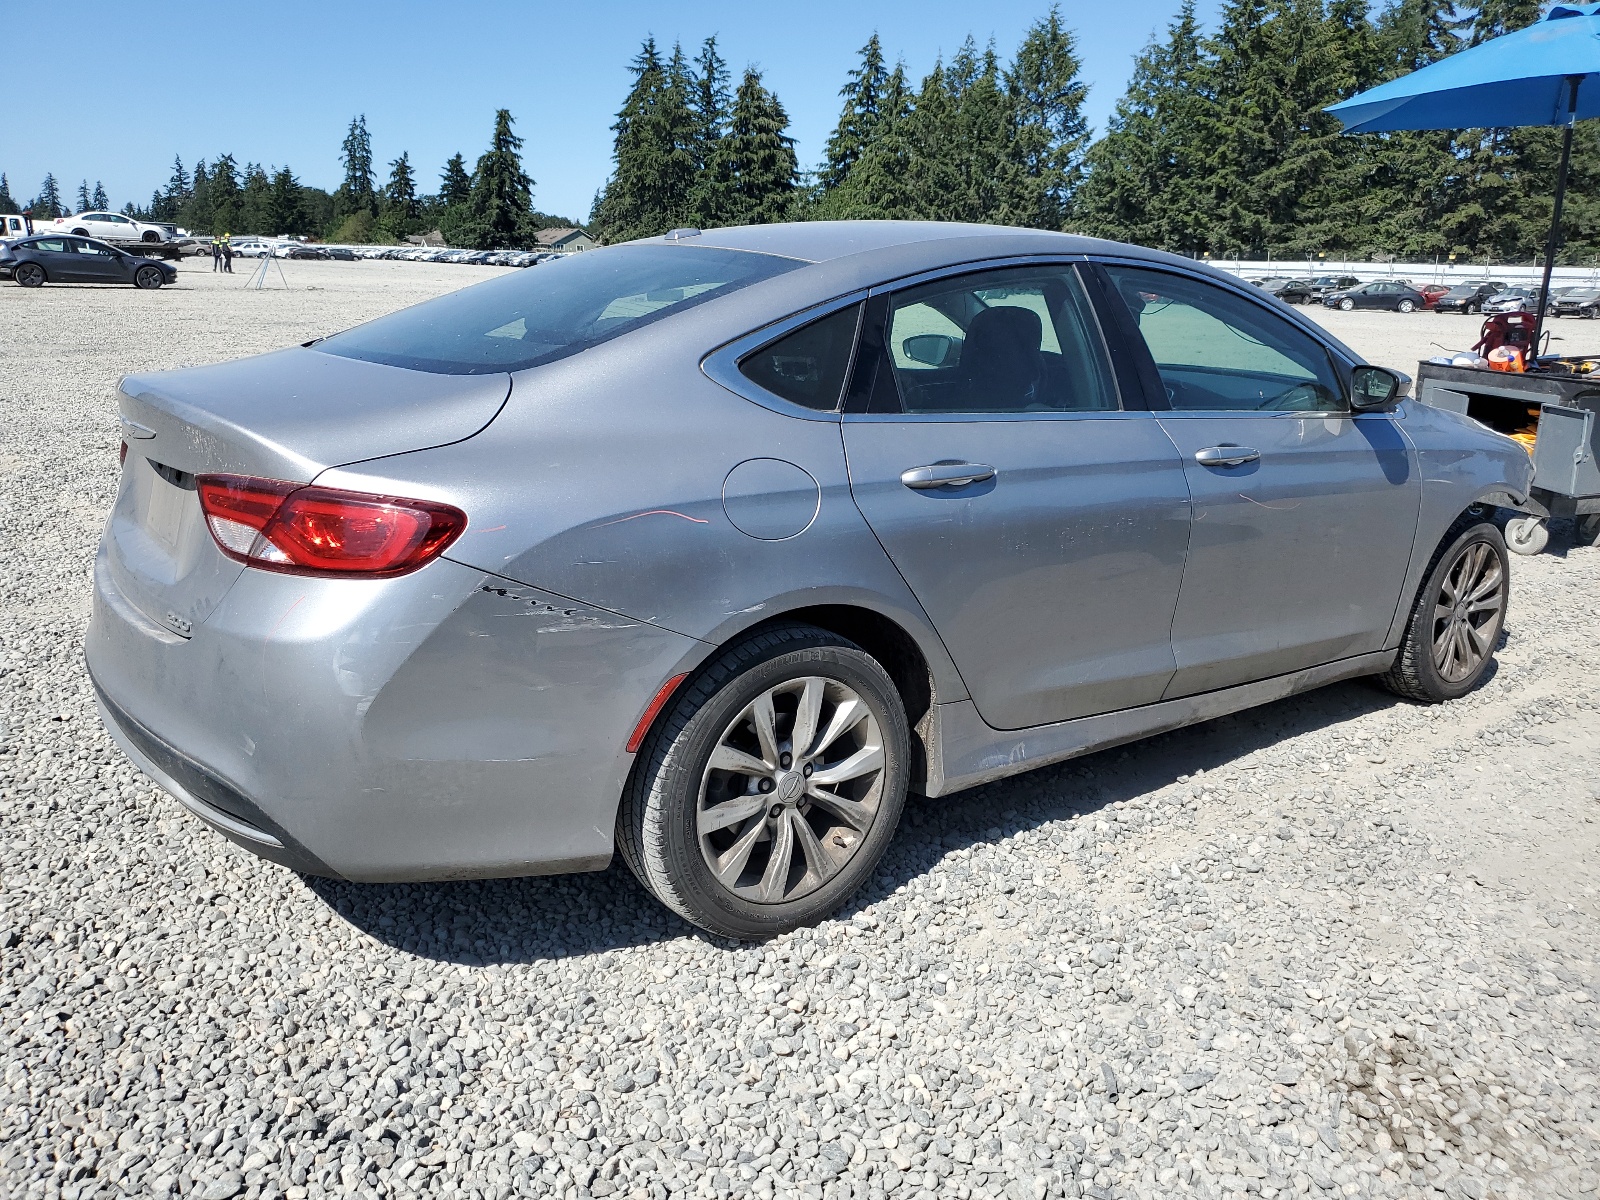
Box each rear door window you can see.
[317,245,803,375]
[880,264,1118,414]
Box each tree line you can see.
[0,110,579,250]
[6,1,1592,261]
[591,0,1599,264]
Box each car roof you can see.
[644,220,1197,274]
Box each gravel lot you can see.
[4,261,1600,1200]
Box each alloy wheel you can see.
[697,676,885,904]
[1431,542,1505,683]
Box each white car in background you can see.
[51,210,169,246]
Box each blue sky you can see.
[0,0,1221,222]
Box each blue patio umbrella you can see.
[1327,3,1600,355]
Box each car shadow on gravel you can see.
[303,676,1408,962]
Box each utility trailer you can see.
[1416,360,1600,554]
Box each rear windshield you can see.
[315,244,803,375]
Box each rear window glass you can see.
[738,304,861,411]
[315,245,802,375]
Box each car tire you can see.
[134,265,164,290]
[1379,520,1509,703]
[15,263,45,288]
[1469,303,1480,315]
[71,227,88,236]
[1505,515,1548,556]
[618,622,910,940]
[1339,298,1355,311]
[1576,514,1600,545]
[1398,299,1416,313]
[141,230,159,243]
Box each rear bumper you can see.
[86,544,704,882]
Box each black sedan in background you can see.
[1257,277,1315,303]
[1433,280,1505,314]
[1323,280,1428,312]
[1553,286,1600,318]
[1,235,178,288]
[1308,274,1360,301]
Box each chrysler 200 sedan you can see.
[88,221,1534,939]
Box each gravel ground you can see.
[4,261,1600,1200]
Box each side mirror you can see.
[1350,365,1405,412]
[902,333,958,367]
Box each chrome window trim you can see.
[842,408,1158,426]
[699,290,868,421]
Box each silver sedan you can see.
[88,222,1534,938]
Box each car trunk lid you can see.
[106,348,509,635]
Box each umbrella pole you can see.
[1533,76,1583,361]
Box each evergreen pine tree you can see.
[336,114,378,217]
[92,181,109,211]
[33,174,63,219]
[590,38,698,241]
[240,164,271,234]
[209,154,242,234]
[440,153,471,206]
[383,152,421,229]
[704,67,799,226]
[690,36,731,169]
[1073,1,1211,251]
[456,109,538,250]
[185,160,212,232]
[999,6,1091,229]
[0,174,16,213]
[267,166,303,236]
[812,64,917,219]
[820,35,889,192]
[77,180,91,213]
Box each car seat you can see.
[956,306,1044,410]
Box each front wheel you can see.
[1398,299,1416,313]
[134,264,164,289]
[1379,521,1509,703]
[15,262,45,287]
[618,624,910,940]
[1505,515,1548,556]
[1339,298,1355,311]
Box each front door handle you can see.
[900,462,997,490]
[1194,445,1260,468]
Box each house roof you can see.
[534,227,589,246]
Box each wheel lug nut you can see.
[803,763,813,777]
[779,752,792,769]
[769,804,783,819]
[759,778,774,794]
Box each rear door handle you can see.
[1194,445,1260,468]
[900,462,997,490]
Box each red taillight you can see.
[195,473,466,578]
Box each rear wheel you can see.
[618,623,910,940]
[1398,299,1416,313]
[134,264,164,290]
[1380,521,1509,703]
[70,227,88,236]
[15,262,45,287]
[141,230,160,243]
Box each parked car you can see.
[1433,281,1505,314]
[1418,283,1452,308]
[1308,274,1360,300]
[1323,280,1428,312]
[87,222,1533,938]
[229,239,272,258]
[1258,277,1314,304]
[1,235,176,288]
[1552,286,1600,317]
[323,246,357,261]
[1480,286,1545,315]
[51,210,170,247]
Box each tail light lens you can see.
[196,473,466,578]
